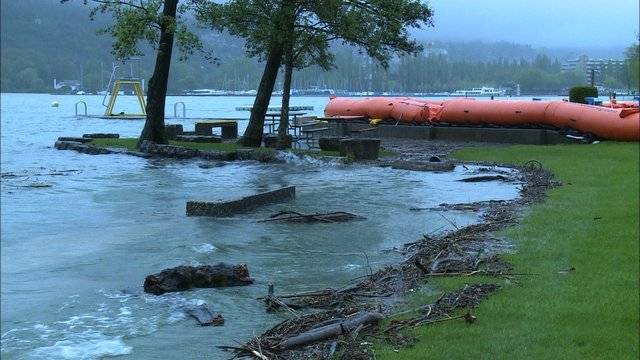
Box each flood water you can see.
[1,93,522,359]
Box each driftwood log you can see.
[260,211,364,223]
[458,175,511,182]
[278,311,383,350]
[143,263,254,295]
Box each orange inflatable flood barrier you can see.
[324,97,640,141]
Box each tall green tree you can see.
[201,0,433,147]
[623,42,639,91]
[63,0,206,147]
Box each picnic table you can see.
[195,120,239,139]
[264,111,308,133]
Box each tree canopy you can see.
[62,0,208,61]
[198,0,434,146]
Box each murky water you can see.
[1,93,521,359]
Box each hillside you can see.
[0,1,629,94]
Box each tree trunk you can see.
[240,44,284,147]
[277,55,294,149]
[137,0,178,148]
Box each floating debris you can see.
[185,305,225,326]
[458,174,512,182]
[143,263,254,295]
[220,159,558,359]
[260,211,365,223]
[20,183,52,188]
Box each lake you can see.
[1,93,522,359]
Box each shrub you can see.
[569,86,598,103]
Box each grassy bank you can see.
[90,137,398,158]
[378,142,639,359]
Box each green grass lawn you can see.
[377,142,639,359]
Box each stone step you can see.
[175,135,222,143]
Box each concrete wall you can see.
[326,122,576,145]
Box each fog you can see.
[417,0,639,49]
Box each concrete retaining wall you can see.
[326,122,577,145]
[186,186,296,217]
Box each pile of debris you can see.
[221,160,556,359]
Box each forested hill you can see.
[0,1,629,94]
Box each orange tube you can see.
[324,97,640,141]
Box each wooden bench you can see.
[195,120,238,139]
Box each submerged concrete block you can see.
[339,138,381,160]
[391,160,455,172]
[186,186,295,217]
[319,136,348,151]
[82,133,120,139]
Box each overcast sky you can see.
[417,0,639,48]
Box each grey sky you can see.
[417,0,639,48]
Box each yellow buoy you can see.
[51,101,59,107]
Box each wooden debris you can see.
[220,159,558,359]
[278,311,383,350]
[185,305,225,326]
[458,174,511,182]
[259,211,364,223]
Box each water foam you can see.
[192,243,218,254]
[30,331,132,359]
[276,151,343,166]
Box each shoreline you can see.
[216,142,557,359]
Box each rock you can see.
[175,135,222,143]
[139,140,199,158]
[185,305,225,326]
[186,186,295,217]
[392,160,455,172]
[143,263,254,295]
[55,140,113,155]
[339,138,381,160]
[198,162,226,169]
[319,137,348,151]
[164,124,184,140]
[263,134,293,149]
[57,136,92,143]
[235,149,280,163]
[428,155,442,162]
[200,150,237,161]
[82,133,119,139]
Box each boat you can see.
[323,97,640,141]
[183,89,228,96]
[293,87,336,96]
[451,87,506,97]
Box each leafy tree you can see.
[201,0,433,147]
[63,0,207,147]
[623,42,639,91]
